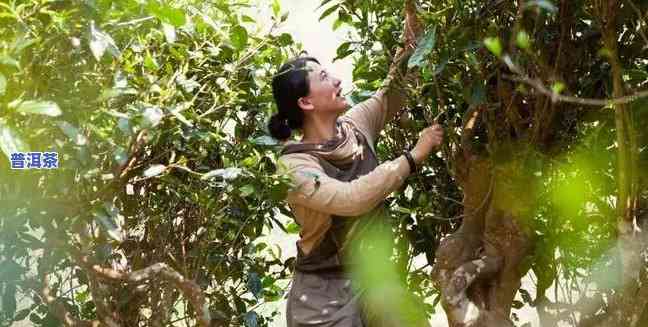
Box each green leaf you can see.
[89,21,120,61]
[202,167,243,180]
[194,10,220,31]
[162,22,176,43]
[319,4,339,21]
[114,70,127,88]
[408,27,437,68]
[144,51,159,70]
[117,117,132,135]
[0,119,28,162]
[332,18,343,31]
[597,47,613,59]
[511,300,523,309]
[94,207,123,242]
[433,54,449,76]
[0,54,19,68]
[147,1,186,26]
[241,155,259,168]
[333,11,351,30]
[0,73,6,96]
[277,33,293,46]
[516,31,530,49]
[170,110,193,127]
[98,202,124,242]
[483,37,502,57]
[3,283,16,318]
[317,0,337,10]
[623,69,648,84]
[417,193,428,207]
[56,121,88,145]
[29,313,41,324]
[11,35,36,55]
[551,81,565,94]
[99,87,138,101]
[244,311,258,327]
[0,260,24,280]
[143,164,166,177]
[470,82,486,105]
[240,184,255,197]
[269,183,288,201]
[176,75,200,92]
[234,293,247,313]
[113,147,128,166]
[14,308,30,321]
[142,106,164,127]
[10,100,61,116]
[75,290,89,303]
[519,288,533,303]
[230,25,248,49]
[272,0,281,17]
[255,242,268,253]
[394,205,412,214]
[334,41,353,61]
[247,272,262,298]
[285,222,300,234]
[251,135,278,146]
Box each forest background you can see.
[1,0,647,326]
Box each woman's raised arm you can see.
[343,0,423,144]
[280,153,411,217]
[279,121,443,218]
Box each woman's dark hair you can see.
[269,56,320,140]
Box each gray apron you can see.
[282,124,420,327]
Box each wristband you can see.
[404,151,417,174]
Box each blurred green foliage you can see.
[0,0,300,325]
[0,0,647,325]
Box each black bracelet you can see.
[404,151,417,173]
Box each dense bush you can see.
[1,0,647,326]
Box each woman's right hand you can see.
[411,124,444,165]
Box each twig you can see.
[41,273,106,327]
[70,249,212,327]
[40,263,116,327]
[110,16,155,28]
[500,55,648,107]
[624,0,648,50]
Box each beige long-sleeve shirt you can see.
[278,51,414,255]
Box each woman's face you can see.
[298,61,348,114]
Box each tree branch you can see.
[500,56,648,107]
[41,271,114,327]
[74,253,212,327]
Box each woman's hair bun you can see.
[268,113,291,140]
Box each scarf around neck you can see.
[280,119,367,167]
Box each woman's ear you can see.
[297,96,315,111]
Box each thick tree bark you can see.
[433,124,535,326]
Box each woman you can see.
[268,8,443,327]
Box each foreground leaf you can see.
[143,164,167,177]
[408,27,437,68]
[94,208,123,242]
[202,167,243,180]
[56,121,88,145]
[10,100,62,117]
[0,119,29,161]
[89,21,121,61]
